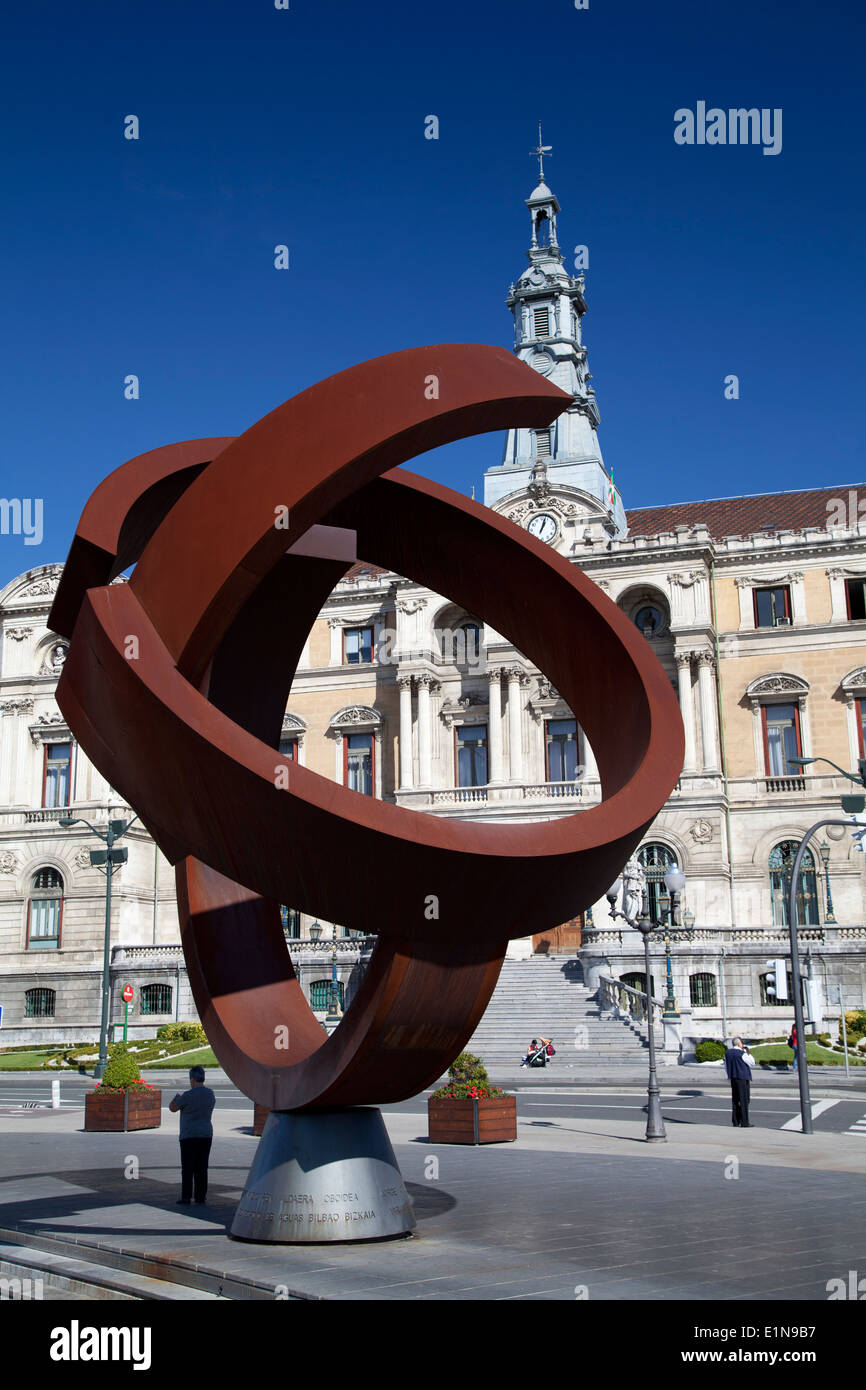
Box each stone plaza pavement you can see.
[0,1089,864,1301]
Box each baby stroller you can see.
[521,1037,555,1068]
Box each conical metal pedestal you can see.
[230,1106,416,1243]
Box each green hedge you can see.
[695,1040,726,1063]
[155,1022,208,1043]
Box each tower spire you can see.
[483,141,627,541]
[530,121,552,183]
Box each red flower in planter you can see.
[93,1079,156,1094]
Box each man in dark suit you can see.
[724,1037,756,1127]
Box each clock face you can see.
[527,513,557,543]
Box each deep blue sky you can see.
[0,0,863,585]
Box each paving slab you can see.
[0,1102,862,1301]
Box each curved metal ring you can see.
[51,344,683,1109]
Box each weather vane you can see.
[530,121,552,182]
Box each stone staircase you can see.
[464,956,657,1072]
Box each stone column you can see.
[506,667,524,783]
[697,651,720,773]
[675,652,698,774]
[580,727,598,783]
[328,618,342,666]
[844,692,862,768]
[827,568,846,623]
[486,669,504,783]
[397,676,414,790]
[735,577,755,631]
[797,694,812,758]
[416,675,434,787]
[789,571,807,626]
[749,697,764,777]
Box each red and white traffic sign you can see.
[121,985,134,1003]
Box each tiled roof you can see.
[343,561,388,580]
[626,484,864,539]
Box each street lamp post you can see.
[658,864,686,1022]
[819,843,837,924]
[326,934,343,1026]
[786,756,866,1134]
[606,863,666,1143]
[59,814,136,1080]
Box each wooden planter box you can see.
[428,1095,516,1145]
[84,1087,162,1132]
[253,1103,270,1136]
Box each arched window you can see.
[690,973,717,1008]
[457,623,482,666]
[437,620,483,667]
[28,868,63,951]
[140,983,173,1015]
[769,842,819,926]
[25,987,56,1017]
[638,843,678,926]
[309,979,345,1012]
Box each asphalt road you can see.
[2,1073,865,1135]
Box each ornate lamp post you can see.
[59,813,137,1080]
[326,932,343,1026]
[606,858,666,1143]
[819,843,836,923]
[657,864,686,1022]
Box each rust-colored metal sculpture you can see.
[51,344,684,1121]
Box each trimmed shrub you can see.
[431,1050,507,1100]
[695,1039,726,1063]
[101,1045,141,1089]
[447,1052,490,1086]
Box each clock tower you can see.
[483,134,627,546]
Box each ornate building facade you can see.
[1,163,865,1050]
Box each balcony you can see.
[113,937,377,963]
[727,773,848,803]
[397,779,588,813]
[764,776,806,794]
[0,801,136,829]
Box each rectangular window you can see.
[25,988,55,1017]
[533,307,550,337]
[846,579,866,620]
[859,698,866,758]
[141,983,173,1015]
[345,733,374,796]
[762,703,801,776]
[456,724,488,788]
[28,897,61,950]
[545,718,577,782]
[278,736,297,761]
[43,742,71,809]
[343,627,373,664]
[753,586,791,628]
[535,430,551,456]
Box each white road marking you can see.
[781,1099,840,1131]
[522,1101,779,1114]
